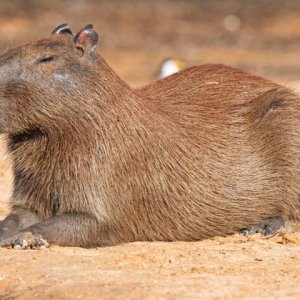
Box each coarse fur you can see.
[0,25,300,248]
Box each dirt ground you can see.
[1,1,300,299]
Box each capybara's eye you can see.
[36,56,56,64]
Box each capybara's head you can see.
[0,24,100,135]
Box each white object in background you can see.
[224,14,241,32]
[159,58,186,78]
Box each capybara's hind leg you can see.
[0,206,41,240]
[241,217,285,238]
[0,213,119,249]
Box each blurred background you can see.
[1,0,300,215]
[0,0,300,86]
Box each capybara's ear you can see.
[74,24,98,57]
[52,24,73,36]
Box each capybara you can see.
[0,24,299,249]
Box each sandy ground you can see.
[1,1,300,299]
[1,235,300,300]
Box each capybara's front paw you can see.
[241,217,285,238]
[0,231,49,250]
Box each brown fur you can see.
[0,27,300,248]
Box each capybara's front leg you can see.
[0,206,41,240]
[0,214,119,249]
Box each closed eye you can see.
[36,56,57,63]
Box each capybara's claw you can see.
[241,217,285,238]
[0,232,49,250]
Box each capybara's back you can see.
[0,24,300,249]
[139,64,300,237]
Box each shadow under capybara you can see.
[0,23,299,248]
